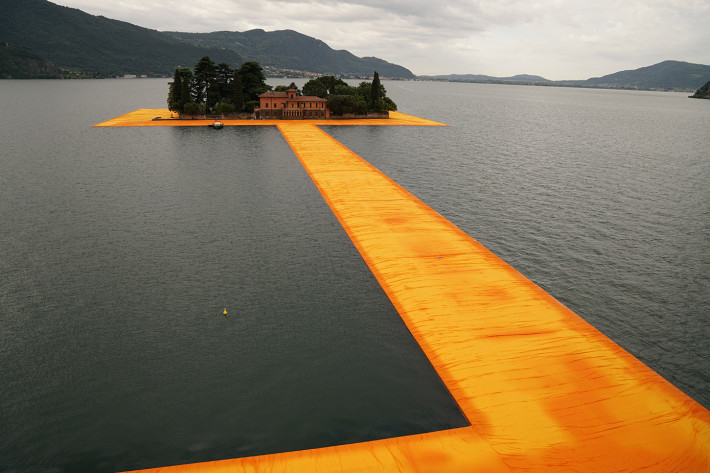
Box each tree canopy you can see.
[300,72,397,115]
[690,80,710,99]
[167,56,271,114]
[169,62,398,117]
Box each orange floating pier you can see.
[92,108,445,128]
[97,110,710,472]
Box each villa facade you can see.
[257,89,329,119]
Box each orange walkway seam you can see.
[92,108,446,128]
[107,116,710,473]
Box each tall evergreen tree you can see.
[193,56,217,106]
[216,62,233,100]
[231,70,245,112]
[371,71,382,107]
[179,68,193,109]
[167,68,181,111]
[238,61,271,110]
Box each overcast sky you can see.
[50,0,710,80]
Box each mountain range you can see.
[421,60,710,91]
[0,0,412,79]
[165,29,413,79]
[0,0,243,77]
[1,0,709,90]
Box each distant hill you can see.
[568,60,710,90]
[419,73,550,83]
[423,61,710,91]
[0,42,64,79]
[0,0,413,79]
[165,29,415,79]
[0,0,243,76]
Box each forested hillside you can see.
[165,29,415,79]
[0,0,242,76]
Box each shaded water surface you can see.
[1,79,708,472]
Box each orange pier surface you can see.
[95,111,710,472]
[92,108,446,128]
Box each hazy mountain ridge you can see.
[0,0,244,77]
[165,29,414,79]
[579,60,710,90]
[422,60,710,91]
[2,0,707,88]
[0,0,413,79]
[418,73,549,83]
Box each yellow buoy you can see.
[223,308,228,316]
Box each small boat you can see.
[209,121,224,129]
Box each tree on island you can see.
[274,82,301,94]
[193,56,217,106]
[299,72,397,116]
[230,70,245,112]
[167,56,271,115]
[371,71,382,110]
[168,60,397,117]
[238,61,271,112]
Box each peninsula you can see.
[167,56,397,120]
[689,80,710,99]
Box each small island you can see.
[167,56,397,120]
[689,80,710,99]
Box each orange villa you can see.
[257,89,329,119]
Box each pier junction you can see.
[94,110,710,472]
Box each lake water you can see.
[1,78,708,472]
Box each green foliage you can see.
[167,68,180,109]
[327,95,364,115]
[238,61,271,104]
[303,72,397,115]
[274,82,301,94]
[193,56,217,105]
[0,42,64,78]
[334,84,358,96]
[231,71,245,112]
[218,103,237,114]
[168,57,271,114]
[182,102,200,114]
[245,100,260,113]
[216,63,233,98]
[302,79,327,98]
[167,67,194,112]
[690,80,710,99]
[170,62,397,117]
[1,0,243,76]
[302,76,348,98]
[371,71,382,106]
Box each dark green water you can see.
[0,80,466,472]
[1,79,708,473]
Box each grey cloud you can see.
[50,0,710,78]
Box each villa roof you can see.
[260,91,289,97]
[292,96,327,102]
[259,90,326,101]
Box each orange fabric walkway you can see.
[92,108,446,128]
[100,114,710,472]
